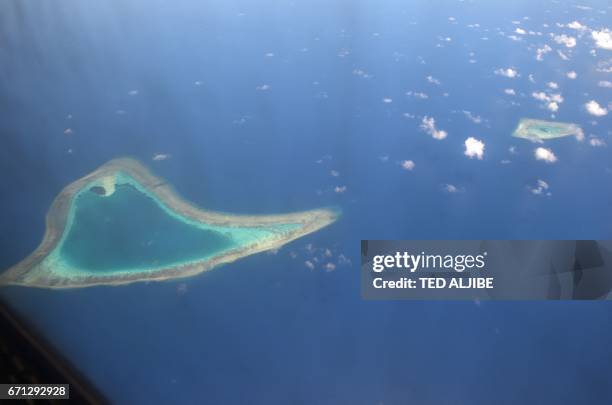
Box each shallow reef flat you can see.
[0,158,340,289]
[512,118,583,141]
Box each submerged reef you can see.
[512,118,583,141]
[0,158,339,289]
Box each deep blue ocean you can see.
[1,0,612,403]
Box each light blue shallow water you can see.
[60,183,236,272]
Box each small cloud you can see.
[400,160,415,170]
[420,116,448,140]
[504,88,516,95]
[337,254,351,266]
[127,89,139,96]
[567,21,587,31]
[529,179,551,196]
[547,82,559,89]
[589,137,606,147]
[462,110,483,124]
[536,45,552,61]
[464,137,485,160]
[382,97,393,103]
[338,48,350,58]
[304,260,315,270]
[324,263,336,272]
[598,80,612,88]
[152,153,171,161]
[406,91,429,99]
[494,67,519,78]
[534,147,558,163]
[592,29,612,50]
[334,185,347,193]
[256,84,271,91]
[352,69,373,79]
[515,27,527,35]
[63,128,73,135]
[566,71,577,79]
[330,170,340,177]
[426,75,441,85]
[585,100,608,117]
[442,183,462,193]
[532,91,548,101]
[553,34,577,48]
[532,91,564,111]
[557,50,570,61]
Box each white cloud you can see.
[406,91,429,99]
[553,34,577,48]
[547,82,559,89]
[515,28,527,35]
[589,138,606,147]
[534,147,558,163]
[549,93,564,103]
[464,137,485,160]
[256,84,271,91]
[536,45,552,61]
[532,91,548,101]
[567,21,587,31]
[420,116,448,140]
[592,29,612,50]
[382,97,393,103]
[400,160,416,170]
[557,50,570,61]
[529,179,551,196]
[304,261,315,270]
[426,75,441,85]
[585,100,608,116]
[152,153,171,161]
[352,69,373,79]
[494,67,519,78]
[566,71,577,79]
[324,263,336,272]
[442,184,461,193]
[127,89,139,96]
[532,91,564,111]
[504,88,516,95]
[462,110,483,124]
[598,80,612,88]
[334,186,347,193]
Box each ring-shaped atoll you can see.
[0,158,340,289]
[512,118,583,142]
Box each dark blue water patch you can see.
[60,183,236,272]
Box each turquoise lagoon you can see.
[45,173,301,277]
